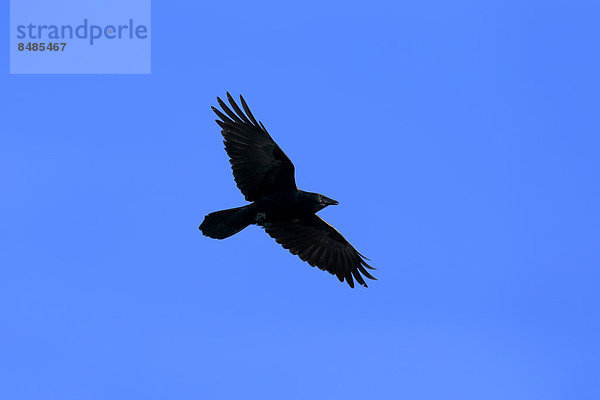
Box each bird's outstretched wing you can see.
[212,93,297,201]
[263,215,376,288]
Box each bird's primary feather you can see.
[263,215,375,288]
[212,94,297,202]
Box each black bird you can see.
[199,93,376,288]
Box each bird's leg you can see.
[255,212,266,224]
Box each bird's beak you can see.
[323,196,339,206]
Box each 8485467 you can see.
[18,42,67,51]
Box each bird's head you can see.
[307,192,339,212]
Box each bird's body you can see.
[253,190,334,222]
[200,93,375,287]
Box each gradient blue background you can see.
[1,1,599,399]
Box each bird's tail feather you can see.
[199,206,254,239]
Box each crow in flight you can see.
[199,93,376,287]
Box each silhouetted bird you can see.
[199,93,376,287]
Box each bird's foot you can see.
[255,212,266,224]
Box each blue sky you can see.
[1,1,599,399]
